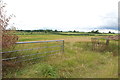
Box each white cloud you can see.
[4,0,119,32]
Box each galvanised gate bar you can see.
[1,40,64,64]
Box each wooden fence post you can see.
[63,40,64,53]
[106,39,109,45]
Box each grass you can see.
[3,33,119,78]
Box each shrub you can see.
[0,0,18,49]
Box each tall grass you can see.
[3,34,118,78]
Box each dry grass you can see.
[3,34,118,78]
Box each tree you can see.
[0,0,18,49]
[108,31,111,34]
[54,29,58,32]
[89,30,100,34]
[91,30,95,33]
[73,30,76,32]
[68,31,72,32]
[95,30,99,33]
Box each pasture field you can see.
[3,33,119,78]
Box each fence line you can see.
[16,40,64,44]
[2,40,64,63]
[1,45,62,54]
[91,38,110,51]
[14,51,62,64]
[3,49,62,61]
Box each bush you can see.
[0,0,18,49]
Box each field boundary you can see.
[2,40,64,64]
[91,38,110,51]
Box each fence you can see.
[91,38,110,51]
[1,40,64,64]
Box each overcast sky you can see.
[4,0,119,32]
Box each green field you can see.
[3,32,119,78]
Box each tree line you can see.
[17,29,115,34]
[17,29,63,33]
